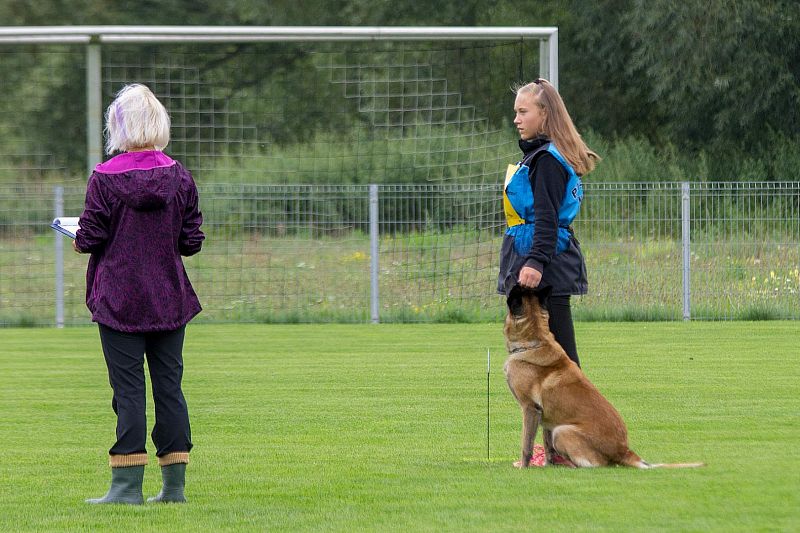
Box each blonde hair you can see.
[515,79,599,176]
[104,84,170,155]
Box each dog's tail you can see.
[645,462,705,469]
[620,450,704,469]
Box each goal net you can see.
[0,28,553,324]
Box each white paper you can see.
[51,217,81,239]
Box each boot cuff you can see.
[158,452,190,466]
[109,453,148,467]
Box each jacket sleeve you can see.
[524,154,568,273]
[75,173,111,253]
[179,176,204,256]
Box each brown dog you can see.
[503,285,703,469]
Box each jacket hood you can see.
[519,135,550,155]
[94,151,181,211]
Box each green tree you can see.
[624,0,800,177]
[2,0,799,180]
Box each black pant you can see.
[98,324,192,457]
[547,295,580,368]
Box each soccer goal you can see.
[0,26,557,324]
[0,26,558,175]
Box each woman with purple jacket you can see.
[75,84,203,505]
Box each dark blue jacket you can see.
[497,136,588,296]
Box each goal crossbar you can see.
[0,25,557,43]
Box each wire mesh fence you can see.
[1,181,798,326]
[577,182,800,321]
[0,34,797,325]
[1,38,540,183]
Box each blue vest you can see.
[503,143,583,256]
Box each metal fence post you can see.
[54,186,65,328]
[681,182,691,320]
[369,184,380,324]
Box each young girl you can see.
[497,78,599,367]
[75,84,204,504]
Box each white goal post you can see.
[0,25,558,173]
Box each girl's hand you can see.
[72,240,82,254]
[518,266,542,289]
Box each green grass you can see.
[1,322,798,531]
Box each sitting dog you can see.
[503,285,703,469]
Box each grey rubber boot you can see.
[147,463,187,503]
[85,466,144,504]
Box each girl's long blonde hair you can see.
[516,79,599,176]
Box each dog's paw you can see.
[546,454,577,468]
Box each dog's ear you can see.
[533,285,552,309]
[506,284,527,317]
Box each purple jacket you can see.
[76,151,204,332]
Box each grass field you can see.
[1,322,798,531]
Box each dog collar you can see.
[508,341,541,355]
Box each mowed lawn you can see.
[0,322,798,532]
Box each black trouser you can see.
[547,295,580,368]
[98,324,192,457]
